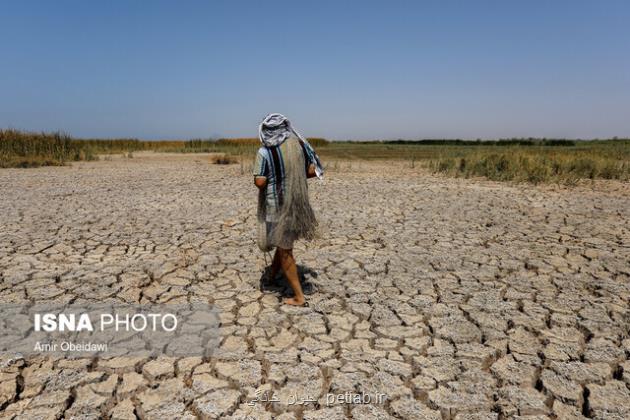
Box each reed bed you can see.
[427,142,630,183]
[0,129,96,167]
[2,129,629,183]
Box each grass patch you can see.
[0,129,97,167]
[429,146,630,183]
[2,129,629,183]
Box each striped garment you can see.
[253,134,317,222]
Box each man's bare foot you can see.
[283,297,308,307]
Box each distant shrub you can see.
[382,138,577,146]
[431,148,630,183]
[436,159,455,172]
[211,154,238,165]
[0,129,97,168]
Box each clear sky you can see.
[1,1,629,140]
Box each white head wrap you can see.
[258,113,324,179]
[259,113,292,147]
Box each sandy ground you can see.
[1,152,629,419]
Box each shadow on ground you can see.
[259,265,318,297]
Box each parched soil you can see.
[1,152,629,419]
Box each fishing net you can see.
[256,137,317,251]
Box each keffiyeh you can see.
[258,113,324,179]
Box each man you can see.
[253,113,323,306]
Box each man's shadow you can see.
[259,265,318,297]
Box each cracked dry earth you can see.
[1,152,630,420]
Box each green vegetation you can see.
[426,141,630,183]
[176,137,330,158]
[321,139,630,183]
[430,150,629,183]
[0,129,96,167]
[2,129,629,183]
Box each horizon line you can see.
[1,128,629,142]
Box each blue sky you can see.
[1,1,628,140]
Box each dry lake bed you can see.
[1,152,629,419]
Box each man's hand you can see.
[254,176,267,189]
[307,163,317,179]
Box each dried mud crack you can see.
[0,153,629,419]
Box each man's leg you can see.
[278,248,306,306]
